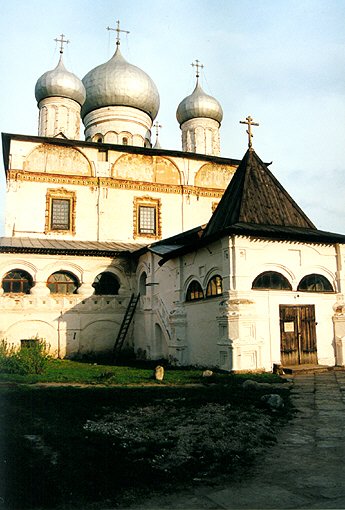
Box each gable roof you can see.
[203,149,315,239]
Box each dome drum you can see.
[181,117,221,156]
[83,105,153,147]
[38,96,82,139]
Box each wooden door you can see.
[280,305,317,366]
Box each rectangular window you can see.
[133,197,161,239]
[139,206,156,234]
[51,199,71,230]
[45,188,76,235]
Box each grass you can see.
[0,362,291,509]
[0,358,282,385]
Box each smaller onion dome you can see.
[35,55,86,106]
[176,81,223,125]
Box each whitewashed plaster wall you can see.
[5,139,236,242]
[227,236,341,370]
[0,252,136,358]
[134,236,344,371]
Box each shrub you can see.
[0,338,51,375]
[0,340,18,373]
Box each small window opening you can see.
[2,269,33,294]
[252,271,292,290]
[139,206,156,235]
[206,275,223,298]
[186,280,204,301]
[47,271,79,294]
[92,272,120,295]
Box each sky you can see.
[0,0,345,234]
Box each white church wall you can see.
[0,252,135,358]
[231,237,340,369]
[5,137,236,243]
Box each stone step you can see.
[283,364,345,375]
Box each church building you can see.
[1,27,345,371]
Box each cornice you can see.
[7,170,225,198]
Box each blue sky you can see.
[1,0,344,233]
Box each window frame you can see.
[133,196,161,239]
[252,271,292,291]
[297,274,334,293]
[45,188,76,234]
[206,275,223,298]
[46,271,79,295]
[186,280,204,302]
[2,269,33,294]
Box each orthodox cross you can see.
[107,20,130,46]
[54,34,69,54]
[153,121,162,138]
[191,59,204,79]
[239,115,259,149]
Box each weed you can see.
[0,338,50,375]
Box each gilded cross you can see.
[54,34,69,54]
[191,59,204,79]
[107,20,130,46]
[239,116,259,149]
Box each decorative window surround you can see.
[45,188,76,235]
[133,196,161,239]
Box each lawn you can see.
[0,361,291,509]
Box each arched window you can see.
[122,137,128,145]
[47,271,79,294]
[252,271,292,290]
[206,275,223,298]
[92,272,120,295]
[139,272,147,296]
[186,280,204,302]
[2,269,33,294]
[297,274,334,293]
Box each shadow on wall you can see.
[1,259,136,361]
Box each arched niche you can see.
[23,144,92,176]
[112,154,181,184]
[195,163,235,189]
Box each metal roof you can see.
[0,237,146,256]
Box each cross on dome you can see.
[153,121,162,147]
[106,20,130,47]
[54,34,69,54]
[240,115,259,150]
[153,121,162,138]
[191,59,204,79]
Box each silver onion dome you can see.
[176,81,223,125]
[81,46,160,120]
[35,56,86,106]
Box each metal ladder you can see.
[113,293,140,361]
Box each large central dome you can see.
[81,46,160,120]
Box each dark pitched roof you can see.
[0,237,146,256]
[152,149,345,265]
[203,149,315,239]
